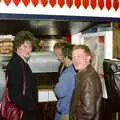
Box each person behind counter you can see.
[70,45,102,120]
[54,43,77,120]
[6,31,40,120]
[53,41,68,77]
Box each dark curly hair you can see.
[13,30,36,51]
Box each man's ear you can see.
[87,55,92,63]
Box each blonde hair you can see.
[73,44,93,62]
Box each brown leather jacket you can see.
[70,64,102,120]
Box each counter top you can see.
[38,88,57,102]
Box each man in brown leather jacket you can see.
[70,45,102,120]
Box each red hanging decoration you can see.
[66,0,73,8]
[99,36,104,43]
[13,0,20,6]
[75,0,81,8]
[41,0,48,7]
[106,0,112,10]
[22,0,30,6]
[4,0,11,5]
[66,33,71,43]
[31,0,39,6]
[98,0,104,9]
[113,0,119,11]
[49,0,56,7]
[83,0,89,9]
[91,0,96,9]
[58,0,65,8]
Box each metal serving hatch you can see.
[28,52,59,102]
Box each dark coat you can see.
[70,64,102,120]
[6,52,39,120]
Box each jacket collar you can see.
[12,52,27,63]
